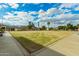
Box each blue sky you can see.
[0,3,79,27]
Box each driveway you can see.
[0,31,29,56]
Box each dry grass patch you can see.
[10,31,72,53]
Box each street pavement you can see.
[0,31,29,56]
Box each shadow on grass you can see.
[15,37,65,56]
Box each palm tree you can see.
[27,21,35,30]
[47,22,50,30]
[38,22,40,30]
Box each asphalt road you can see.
[0,31,29,56]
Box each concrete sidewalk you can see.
[0,31,29,56]
[50,32,79,56]
[33,32,79,56]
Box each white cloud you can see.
[54,14,74,20]
[46,8,60,15]
[2,5,8,8]
[38,9,46,18]
[3,12,14,19]
[38,13,79,25]
[29,11,38,15]
[38,8,62,18]
[15,12,28,17]
[38,8,63,22]
[51,14,79,25]
[60,3,78,9]
[39,9,45,13]
[0,5,3,9]
[15,11,35,21]
[3,12,29,26]
[4,11,35,23]
[2,3,79,26]
[6,12,13,15]
[8,3,19,9]
[75,6,79,10]
[59,8,71,14]
[0,4,8,9]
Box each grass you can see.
[10,31,72,53]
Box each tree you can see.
[27,21,35,30]
[58,26,67,30]
[57,24,78,31]
[77,24,79,28]
[40,26,46,30]
[49,27,54,30]
[66,23,73,30]
[47,22,50,30]
[73,26,78,31]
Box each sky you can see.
[0,3,79,27]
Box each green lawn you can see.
[10,31,72,53]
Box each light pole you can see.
[2,18,3,26]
